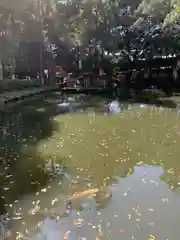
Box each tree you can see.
[1,0,180,83]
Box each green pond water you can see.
[1,93,180,240]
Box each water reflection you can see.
[25,165,180,240]
[1,93,180,239]
[0,97,62,237]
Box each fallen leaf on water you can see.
[37,221,43,227]
[51,198,58,205]
[15,212,21,216]
[127,168,133,176]
[16,232,24,240]
[133,206,141,216]
[161,197,169,203]
[148,209,154,212]
[76,211,80,216]
[141,178,147,183]
[148,222,154,226]
[63,231,69,240]
[106,221,111,228]
[41,188,47,192]
[136,224,140,229]
[28,205,40,215]
[136,212,141,216]
[148,234,156,240]
[73,218,84,226]
[98,224,104,236]
[137,161,144,166]
[167,168,174,174]
[12,216,21,220]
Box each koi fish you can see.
[28,189,99,217]
[127,168,133,176]
[70,188,99,200]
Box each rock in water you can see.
[57,102,70,108]
[108,100,121,114]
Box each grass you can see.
[36,106,180,188]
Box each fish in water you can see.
[66,188,99,211]
[28,189,100,217]
[70,188,99,200]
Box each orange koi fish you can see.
[70,188,99,200]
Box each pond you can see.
[1,93,180,240]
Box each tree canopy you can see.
[0,0,180,77]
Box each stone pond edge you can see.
[0,86,59,106]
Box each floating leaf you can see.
[28,205,40,215]
[148,209,154,212]
[73,218,84,227]
[136,161,144,166]
[148,235,156,240]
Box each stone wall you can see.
[0,79,41,93]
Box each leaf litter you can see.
[2,99,180,240]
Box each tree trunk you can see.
[0,53,3,81]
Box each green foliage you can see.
[1,0,180,75]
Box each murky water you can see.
[1,93,180,239]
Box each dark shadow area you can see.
[0,93,67,214]
[127,94,177,109]
[160,168,180,192]
[104,85,177,108]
